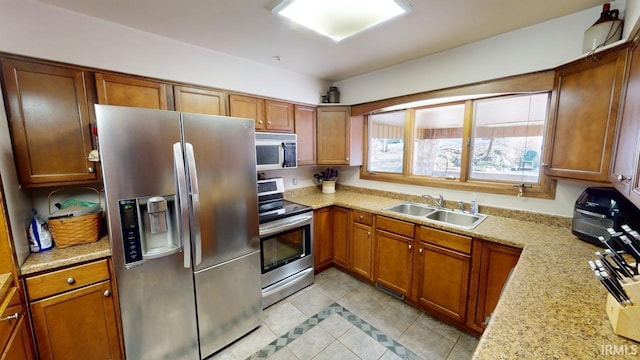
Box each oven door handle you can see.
[259,214,313,238]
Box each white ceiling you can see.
[38,0,607,82]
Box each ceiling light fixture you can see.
[272,0,412,42]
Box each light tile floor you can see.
[210,267,479,360]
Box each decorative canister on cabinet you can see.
[327,86,340,103]
[583,3,623,53]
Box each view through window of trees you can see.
[470,94,548,183]
[413,104,465,178]
[368,110,405,174]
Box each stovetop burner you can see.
[257,177,312,224]
[259,200,312,224]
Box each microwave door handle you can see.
[174,143,191,268]
[185,143,202,266]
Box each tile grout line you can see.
[246,302,421,360]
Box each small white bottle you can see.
[470,195,479,215]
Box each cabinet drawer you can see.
[420,226,471,254]
[1,287,21,351]
[352,210,373,225]
[25,260,110,301]
[375,216,414,238]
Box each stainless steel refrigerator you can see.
[96,105,261,359]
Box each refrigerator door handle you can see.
[174,142,191,268]
[185,143,202,266]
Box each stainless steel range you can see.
[258,178,314,308]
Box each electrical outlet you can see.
[292,178,298,185]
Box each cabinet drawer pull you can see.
[616,174,630,182]
[66,277,76,284]
[104,290,111,297]
[0,313,19,322]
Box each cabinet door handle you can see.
[0,313,19,322]
[258,120,264,125]
[88,167,95,173]
[66,277,76,284]
[104,290,111,297]
[267,121,272,125]
[359,215,363,220]
[345,157,350,161]
[408,244,412,250]
[540,163,548,167]
[419,248,424,254]
[367,231,371,236]
[616,174,630,182]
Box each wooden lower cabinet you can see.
[373,216,415,297]
[332,207,350,269]
[467,240,521,331]
[313,208,333,270]
[3,316,34,360]
[412,227,471,324]
[350,210,374,280]
[25,260,122,360]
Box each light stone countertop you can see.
[0,273,12,301]
[20,235,111,275]
[286,189,639,360]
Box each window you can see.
[470,94,549,184]
[362,92,554,198]
[413,104,465,178]
[368,110,405,174]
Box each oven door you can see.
[259,212,313,289]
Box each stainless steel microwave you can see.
[255,132,297,171]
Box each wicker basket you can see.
[48,187,102,248]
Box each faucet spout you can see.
[422,194,444,208]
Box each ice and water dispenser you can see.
[118,195,180,266]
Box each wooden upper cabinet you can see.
[229,95,294,132]
[229,94,264,130]
[294,105,317,166]
[174,86,227,115]
[95,72,171,110]
[544,48,627,182]
[265,100,294,132]
[317,106,363,166]
[1,59,99,187]
[610,42,640,207]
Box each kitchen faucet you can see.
[422,194,444,208]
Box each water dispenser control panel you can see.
[119,199,143,265]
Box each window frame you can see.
[358,72,557,199]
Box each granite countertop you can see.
[286,189,639,359]
[0,273,12,301]
[20,235,111,276]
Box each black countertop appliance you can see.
[572,187,640,247]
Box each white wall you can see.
[0,86,33,265]
[336,1,633,104]
[0,0,327,104]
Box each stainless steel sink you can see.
[383,202,488,229]
[426,209,487,229]
[383,203,437,217]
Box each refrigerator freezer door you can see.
[194,250,262,358]
[181,113,260,271]
[96,105,199,359]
